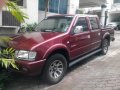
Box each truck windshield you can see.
[35,16,73,32]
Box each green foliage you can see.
[0,47,18,90]
[6,0,29,23]
[0,48,18,69]
[20,23,38,32]
[26,23,38,31]
[0,37,12,43]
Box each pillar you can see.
[67,0,79,14]
[100,4,107,26]
[25,0,39,24]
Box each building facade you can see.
[108,0,120,23]
[0,0,107,26]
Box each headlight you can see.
[15,50,37,61]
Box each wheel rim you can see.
[49,60,63,79]
[103,40,108,53]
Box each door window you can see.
[75,17,88,32]
[89,17,99,30]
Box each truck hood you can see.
[10,32,61,50]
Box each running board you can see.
[69,49,102,67]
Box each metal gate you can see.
[2,11,20,26]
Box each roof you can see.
[47,14,98,18]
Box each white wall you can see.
[0,11,2,26]
[38,11,59,22]
[67,0,79,14]
[106,0,113,9]
[24,0,39,24]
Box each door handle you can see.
[87,35,90,38]
[98,33,100,36]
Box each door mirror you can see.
[74,26,83,34]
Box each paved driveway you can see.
[5,31,120,90]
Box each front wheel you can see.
[100,39,109,55]
[43,54,67,84]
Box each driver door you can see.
[70,17,91,60]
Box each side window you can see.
[89,17,99,30]
[75,17,88,32]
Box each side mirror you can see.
[74,26,83,34]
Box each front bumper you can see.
[10,59,46,76]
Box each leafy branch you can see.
[6,0,29,23]
[0,48,18,70]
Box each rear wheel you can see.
[43,54,67,84]
[100,39,109,55]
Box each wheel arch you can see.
[103,32,110,45]
[41,45,70,75]
[43,44,70,63]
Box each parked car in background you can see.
[106,22,120,30]
[9,14,115,84]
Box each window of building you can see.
[2,11,20,26]
[75,17,88,32]
[10,0,23,6]
[114,0,120,3]
[39,0,45,11]
[10,0,26,7]
[89,17,99,30]
[39,0,68,14]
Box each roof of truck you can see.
[47,14,98,18]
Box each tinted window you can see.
[75,17,88,32]
[89,17,99,30]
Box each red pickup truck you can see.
[9,14,115,84]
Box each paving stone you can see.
[83,88,93,90]
[94,88,103,90]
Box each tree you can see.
[0,1,27,89]
[0,0,28,23]
[0,0,28,68]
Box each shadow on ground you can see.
[5,53,101,90]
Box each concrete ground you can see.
[5,31,120,90]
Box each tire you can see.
[43,54,67,84]
[100,39,109,55]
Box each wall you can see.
[67,0,79,14]
[24,0,39,24]
[38,11,59,22]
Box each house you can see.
[108,0,120,23]
[82,0,120,25]
[0,0,106,26]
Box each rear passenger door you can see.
[89,17,101,50]
[70,17,91,60]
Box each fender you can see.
[102,32,110,40]
[43,44,70,59]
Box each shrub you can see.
[20,23,38,32]
[0,47,18,90]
